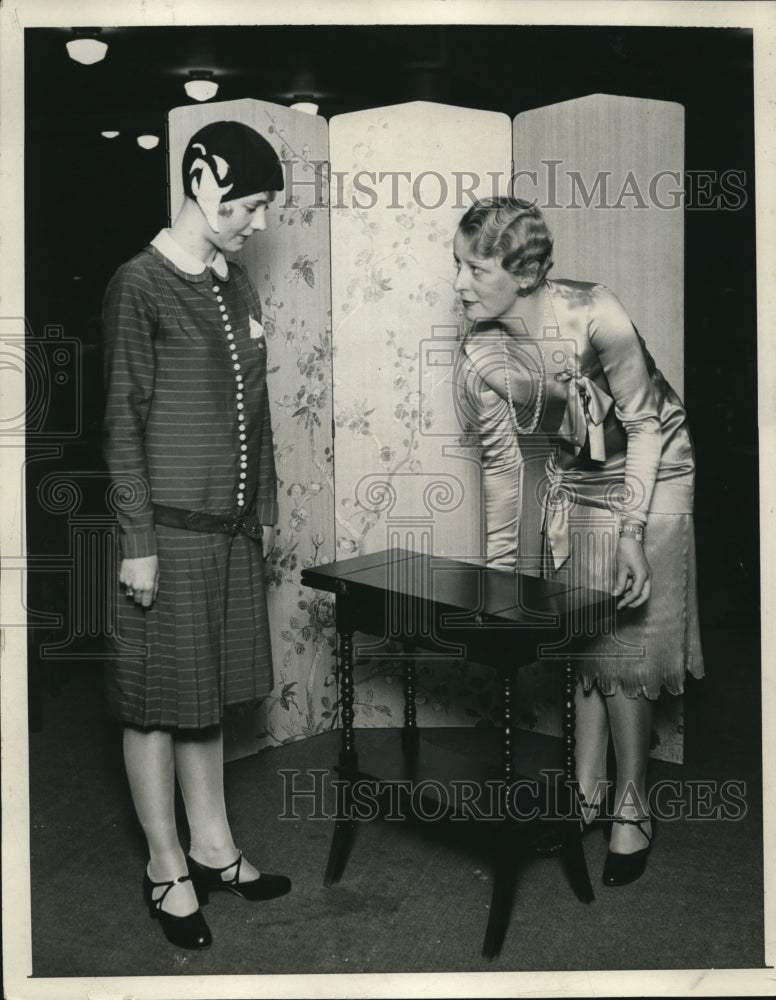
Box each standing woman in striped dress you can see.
[103,121,290,950]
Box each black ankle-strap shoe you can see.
[187,851,292,905]
[602,817,654,887]
[143,871,212,949]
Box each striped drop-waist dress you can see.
[102,234,278,729]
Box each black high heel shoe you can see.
[187,850,292,905]
[143,871,212,950]
[602,817,654,886]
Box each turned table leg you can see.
[324,618,359,887]
[338,628,358,771]
[401,645,420,755]
[558,656,595,903]
[482,666,520,959]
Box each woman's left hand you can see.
[261,525,275,561]
[613,536,651,610]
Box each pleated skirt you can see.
[542,503,705,699]
[106,525,273,730]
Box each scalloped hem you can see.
[577,662,705,701]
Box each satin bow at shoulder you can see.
[554,358,613,462]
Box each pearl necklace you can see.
[500,281,550,435]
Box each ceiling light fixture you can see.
[100,130,120,139]
[184,71,219,102]
[137,134,160,150]
[290,95,319,115]
[65,28,108,65]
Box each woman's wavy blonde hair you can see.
[457,196,554,295]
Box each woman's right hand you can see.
[119,555,159,608]
[613,536,651,610]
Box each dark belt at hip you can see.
[152,503,263,541]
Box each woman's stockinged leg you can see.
[174,727,260,882]
[122,726,198,916]
[605,689,654,854]
[574,683,611,822]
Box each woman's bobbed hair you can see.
[457,197,554,295]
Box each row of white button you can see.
[214,284,247,509]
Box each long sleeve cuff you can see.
[120,523,157,559]
[255,499,279,526]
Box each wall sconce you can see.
[290,95,319,115]
[184,71,219,102]
[100,131,120,139]
[65,28,108,65]
[137,134,160,150]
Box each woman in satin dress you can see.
[453,197,704,885]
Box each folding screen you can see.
[167,95,687,763]
[514,95,684,387]
[511,95,686,762]
[329,101,512,730]
[169,99,335,761]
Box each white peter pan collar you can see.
[150,229,230,280]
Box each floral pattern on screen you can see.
[330,103,513,734]
[170,101,338,760]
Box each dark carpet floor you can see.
[23,618,767,988]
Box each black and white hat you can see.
[182,120,284,231]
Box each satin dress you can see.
[456,279,704,698]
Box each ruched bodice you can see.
[457,279,696,569]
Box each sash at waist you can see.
[540,456,694,569]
